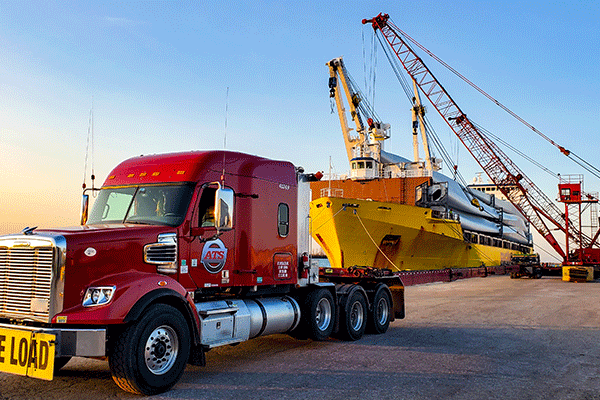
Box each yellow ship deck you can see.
[310,197,516,271]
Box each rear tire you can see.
[338,289,367,341]
[108,304,190,395]
[300,288,335,341]
[368,285,392,334]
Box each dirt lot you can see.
[2,275,600,400]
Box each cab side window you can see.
[278,203,289,237]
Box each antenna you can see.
[224,86,229,149]
[82,96,95,191]
[222,87,229,183]
[91,96,95,191]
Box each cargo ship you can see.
[309,57,532,272]
[310,175,532,271]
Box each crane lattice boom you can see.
[363,13,593,260]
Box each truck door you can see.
[187,185,236,290]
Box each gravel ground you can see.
[2,275,600,400]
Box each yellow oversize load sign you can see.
[0,327,56,380]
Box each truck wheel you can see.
[368,285,392,334]
[339,288,367,341]
[109,304,190,395]
[303,288,335,341]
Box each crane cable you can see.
[362,28,378,110]
[471,121,560,180]
[368,25,552,255]
[388,17,600,180]
[372,29,478,196]
[372,27,541,226]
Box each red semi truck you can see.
[0,151,404,394]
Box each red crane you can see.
[363,13,600,264]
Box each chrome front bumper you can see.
[0,323,106,357]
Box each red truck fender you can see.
[123,287,201,346]
[53,271,200,342]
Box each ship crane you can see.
[363,13,600,264]
[327,57,390,180]
[327,56,438,180]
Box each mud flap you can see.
[388,283,405,320]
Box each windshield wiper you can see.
[124,220,156,225]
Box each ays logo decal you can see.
[201,239,228,273]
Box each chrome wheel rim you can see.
[144,325,179,375]
[350,301,364,331]
[376,297,389,325]
[315,297,332,331]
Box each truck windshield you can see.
[88,184,195,227]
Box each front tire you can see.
[109,304,191,395]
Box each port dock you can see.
[2,274,599,399]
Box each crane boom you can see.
[363,13,591,260]
[327,57,365,163]
[327,57,392,180]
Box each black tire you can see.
[108,304,191,395]
[301,288,335,341]
[53,356,72,373]
[368,285,392,334]
[339,288,367,341]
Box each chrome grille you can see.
[0,244,54,322]
[144,233,178,274]
[144,244,177,264]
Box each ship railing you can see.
[320,187,344,198]
[324,168,433,181]
[381,169,433,179]
[322,173,348,181]
[396,169,433,178]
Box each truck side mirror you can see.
[214,186,234,232]
[81,194,89,225]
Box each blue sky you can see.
[0,1,599,259]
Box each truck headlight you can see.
[83,286,116,307]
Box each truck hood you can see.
[31,224,181,311]
[34,224,177,245]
